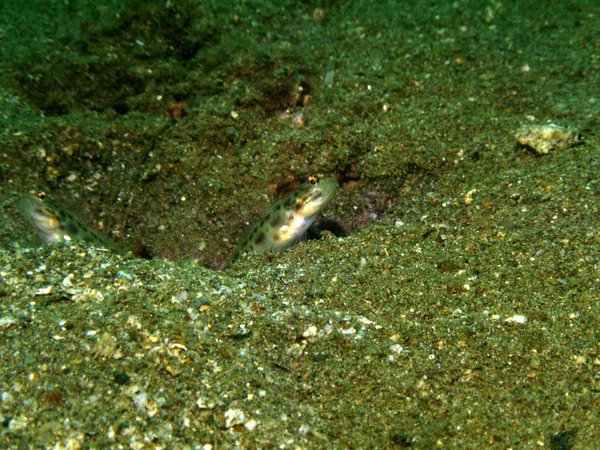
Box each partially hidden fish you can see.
[19,192,116,251]
[231,175,337,262]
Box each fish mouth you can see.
[316,177,338,198]
[309,192,323,202]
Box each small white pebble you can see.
[196,397,215,409]
[505,314,527,324]
[0,317,17,330]
[35,286,53,296]
[9,415,28,431]
[299,424,311,434]
[303,325,318,337]
[245,419,258,431]
[389,344,404,354]
[62,273,74,289]
[132,391,148,411]
[1,391,14,403]
[224,408,245,428]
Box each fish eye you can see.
[308,175,319,185]
[36,191,47,200]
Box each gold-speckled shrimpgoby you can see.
[230,175,337,262]
[19,192,118,251]
[19,175,338,265]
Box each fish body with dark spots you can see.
[230,176,337,263]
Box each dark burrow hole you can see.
[306,218,348,241]
[112,102,130,115]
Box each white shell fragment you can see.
[515,123,581,155]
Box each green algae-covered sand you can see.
[1,0,598,447]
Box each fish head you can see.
[292,176,338,219]
[19,194,70,243]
